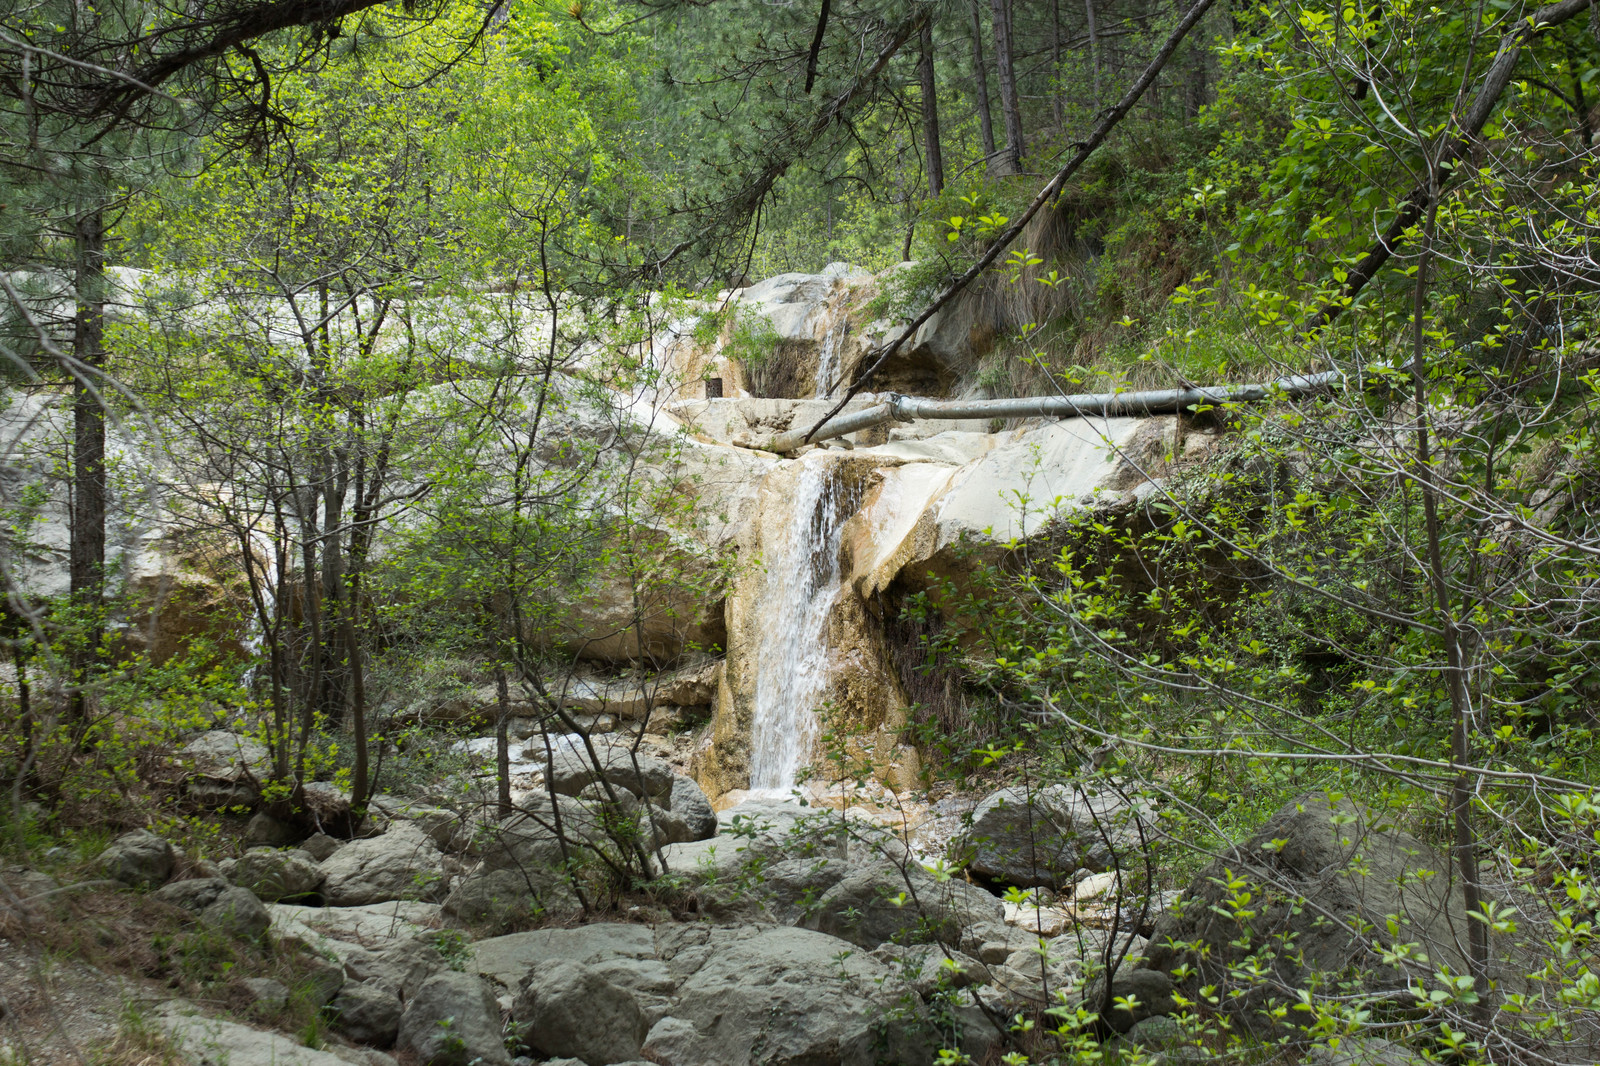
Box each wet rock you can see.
[231,848,322,902]
[959,783,1144,888]
[512,959,648,1065]
[97,829,174,888]
[397,971,511,1066]
[320,823,446,907]
[330,981,403,1047]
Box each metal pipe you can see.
[765,369,1343,453]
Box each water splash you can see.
[747,453,854,790]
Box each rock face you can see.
[397,971,512,1066]
[97,829,175,888]
[513,959,649,1065]
[320,822,446,907]
[1141,792,1482,1029]
[959,784,1145,888]
[159,1003,356,1066]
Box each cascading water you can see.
[747,453,854,790]
[812,297,848,399]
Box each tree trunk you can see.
[1084,0,1101,109]
[70,209,106,729]
[990,0,1024,172]
[969,0,998,166]
[1409,168,1490,1012]
[343,579,368,813]
[1051,0,1064,128]
[919,20,945,197]
[495,665,513,818]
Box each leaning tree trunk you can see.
[990,0,1024,172]
[919,19,945,197]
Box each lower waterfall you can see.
[747,452,850,790]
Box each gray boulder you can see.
[512,959,648,1065]
[97,829,174,888]
[244,811,299,848]
[151,878,271,940]
[641,924,930,1066]
[545,743,674,804]
[231,848,322,902]
[959,783,1144,888]
[320,822,446,906]
[330,981,403,1047]
[397,971,512,1066]
[177,730,272,809]
[1142,792,1483,1032]
[667,776,716,840]
[301,833,342,861]
[805,861,1001,949]
[1082,967,1176,1033]
[343,937,448,1000]
[240,977,288,1014]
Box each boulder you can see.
[239,977,288,1014]
[301,833,342,861]
[959,783,1144,888]
[1141,792,1483,1032]
[158,1003,355,1065]
[320,822,446,907]
[152,877,271,939]
[397,971,512,1066]
[330,981,403,1047]
[96,829,174,888]
[474,925,675,1020]
[177,730,272,809]
[667,776,716,841]
[1082,967,1176,1033]
[343,937,449,1000]
[804,861,1001,949]
[244,811,300,848]
[641,924,931,1066]
[512,959,649,1065]
[231,848,322,902]
[544,744,674,805]
[441,806,586,928]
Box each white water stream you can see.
[747,453,851,790]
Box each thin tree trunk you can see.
[1084,0,1101,109]
[69,209,105,731]
[970,0,998,165]
[919,19,945,197]
[1051,0,1064,128]
[495,665,513,818]
[1409,167,1490,1011]
[990,0,1024,172]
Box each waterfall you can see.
[812,299,847,399]
[747,453,852,790]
